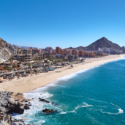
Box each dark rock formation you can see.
[24,104,30,110]
[42,108,57,114]
[0,91,25,124]
[12,102,24,114]
[16,93,22,96]
[39,98,50,103]
[5,102,24,114]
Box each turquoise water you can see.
[20,58,125,125]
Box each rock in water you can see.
[39,98,50,103]
[11,102,24,114]
[42,108,57,114]
[24,104,30,110]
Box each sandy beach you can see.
[0,54,124,93]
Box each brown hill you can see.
[71,37,124,52]
[86,37,121,50]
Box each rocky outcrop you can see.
[0,91,26,124]
[39,98,50,103]
[0,38,17,62]
[24,104,30,110]
[42,108,57,114]
[0,91,24,115]
[0,91,34,125]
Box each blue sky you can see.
[0,0,125,49]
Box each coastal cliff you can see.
[0,38,17,62]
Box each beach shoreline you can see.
[0,54,124,93]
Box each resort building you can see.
[33,53,44,60]
[72,50,78,56]
[31,48,40,55]
[22,49,32,55]
[14,54,34,64]
[45,47,53,54]
[0,61,12,71]
[56,47,62,55]
[78,50,84,57]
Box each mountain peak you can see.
[102,37,106,38]
[86,37,121,50]
[100,37,108,40]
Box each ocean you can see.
[14,57,125,125]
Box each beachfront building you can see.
[18,48,42,56]
[30,47,41,55]
[0,60,22,71]
[55,46,98,58]
[78,50,83,57]
[56,47,77,56]
[16,47,46,61]
[0,61,12,71]
[43,47,54,58]
[45,47,53,54]
[21,49,32,55]
[72,50,79,56]
[56,47,62,55]
[63,49,67,55]
[33,53,44,60]
[98,47,123,54]
[42,50,50,58]
[101,47,110,54]
[66,49,72,55]
[67,55,78,62]
[14,54,34,64]
[12,60,21,69]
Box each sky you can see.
[0,0,125,49]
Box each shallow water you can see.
[14,57,125,125]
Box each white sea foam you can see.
[60,111,67,114]
[60,109,76,114]
[101,108,124,115]
[33,120,45,124]
[75,102,93,110]
[24,91,52,99]
[82,102,93,107]
[118,108,123,114]
[87,99,124,116]
[70,110,76,113]
[60,102,93,115]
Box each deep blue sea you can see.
[15,57,125,125]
